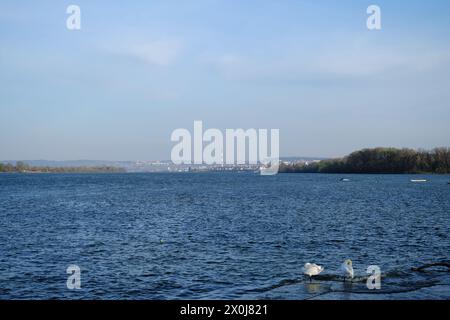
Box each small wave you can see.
[246,278,302,293]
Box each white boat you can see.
[411,179,427,183]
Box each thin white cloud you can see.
[124,40,182,66]
[200,53,244,76]
[215,54,242,68]
[312,46,450,77]
[0,8,29,22]
[200,53,241,67]
[201,39,450,81]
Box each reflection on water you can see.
[305,282,325,294]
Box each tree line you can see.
[0,161,125,173]
[279,147,450,174]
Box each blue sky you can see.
[1,0,450,160]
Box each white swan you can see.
[303,263,324,282]
[340,259,354,281]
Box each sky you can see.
[1,0,450,160]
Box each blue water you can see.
[0,173,449,300]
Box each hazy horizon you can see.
[1,0,450,161]
[1,155,329,163]
[1,145,448,163]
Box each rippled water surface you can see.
[1,173,449,299]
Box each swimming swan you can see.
[340,259,354,281]
[303,263,324,282]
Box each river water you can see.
[0,173,449,299]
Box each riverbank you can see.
[0,162,125,173]
[280,147,450,174]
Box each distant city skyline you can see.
[1,0,450,161]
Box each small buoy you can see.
[159,239,164,244]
